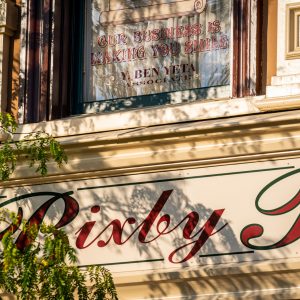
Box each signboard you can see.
[89,0,231,101]
[1,158,300,273]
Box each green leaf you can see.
[0,113,68,181]
[0,211,118,299]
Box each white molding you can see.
[16,94,300,139]
[3,109,300,187]
[254,94,300,111]
[134,287,300,300]
[17,96,263,138]
[115,258,300,299]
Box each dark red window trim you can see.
[232,0,265,98]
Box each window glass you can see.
[85,0,231,112]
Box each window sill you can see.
[16,94,300,139]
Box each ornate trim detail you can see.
[194,0,207,14]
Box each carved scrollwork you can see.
[194,0,207,14]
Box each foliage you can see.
[0,114,118,299]
[0,113,67,181]
[0,211,118,300]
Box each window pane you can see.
[87,0,231,106]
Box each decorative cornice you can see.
[2,109,300,187]
[253,95,300,111]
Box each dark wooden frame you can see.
[22,0,53,123]
[20,0,84,123]
[51,0,72,120]
[232,0,265,98]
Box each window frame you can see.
[286,3,300,60]
[18,0,266,123]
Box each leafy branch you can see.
[0,113,67,181]
[0,115,118,299]
[0,211,118,300]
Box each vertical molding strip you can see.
[39,0,52,121]
[21,0,53,123]
[232,0,262,98]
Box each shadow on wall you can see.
[3,0,300,298]
[1,168,300,299]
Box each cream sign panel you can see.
[89,0,231,101]
[0,158,300,273]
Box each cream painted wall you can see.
[266,0,300,97]
[276,0,300,76]
[2,2,300,298]
[3,109,300,187]
[4,108,300,300]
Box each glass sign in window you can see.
[89,0,231,102]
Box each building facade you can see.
[1,0,300,299]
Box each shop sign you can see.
[89,0,231,101]
[1,158,300,273]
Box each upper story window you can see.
[11,0,265,123]
[84,0,231,113]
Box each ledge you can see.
[114,257,300,283]
[17,96,263,139]
[253,94,300,111]
[16,94,300,140]
[1,109,300,187]
[113,258,300,299]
